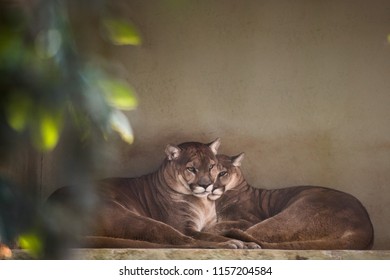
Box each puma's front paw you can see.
[218,239,246,249]
[217,240,261,249]
[243,242,261,249]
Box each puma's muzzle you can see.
[192,184,214,197]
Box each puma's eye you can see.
[209,164,215,170]
[187,167,197,173]
[218,171,228,177]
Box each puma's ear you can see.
[208,138,221,155]
[232,153,245,167]
[165,144,181,160]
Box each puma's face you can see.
[208,153,245,201]
[165,138,220,198]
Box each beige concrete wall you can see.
[42,0,390,249]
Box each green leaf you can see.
[33,108,63,151]
[102,18,142,46]
[5,91,32,132]
[98,79,138,110]
[110,109,134,144]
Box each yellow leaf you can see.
[102,18,142,46]
[110,109,134,144]
[98,79,138,110]
[33,109,63,151]
[18,233,42,257]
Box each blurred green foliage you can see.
[0,0,141,258]
[18,232,43,258]
[0,0,139,152]
[102,18,142,46]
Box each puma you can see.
[208,153,374,250]
[47,139,258,249]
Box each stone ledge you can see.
[9,249,390,260]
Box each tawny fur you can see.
[47,140,258,249]
[207,154,374,250]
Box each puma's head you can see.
[164,138,221,198]
[208,153,245,201]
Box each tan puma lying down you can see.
[208,154,374,250]
[47,140,258,249]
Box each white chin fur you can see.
[192,185,213,198]
[207,194,221,200]
[212,188,224,196]
[193,192,209,198]
[207,188,223,200]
